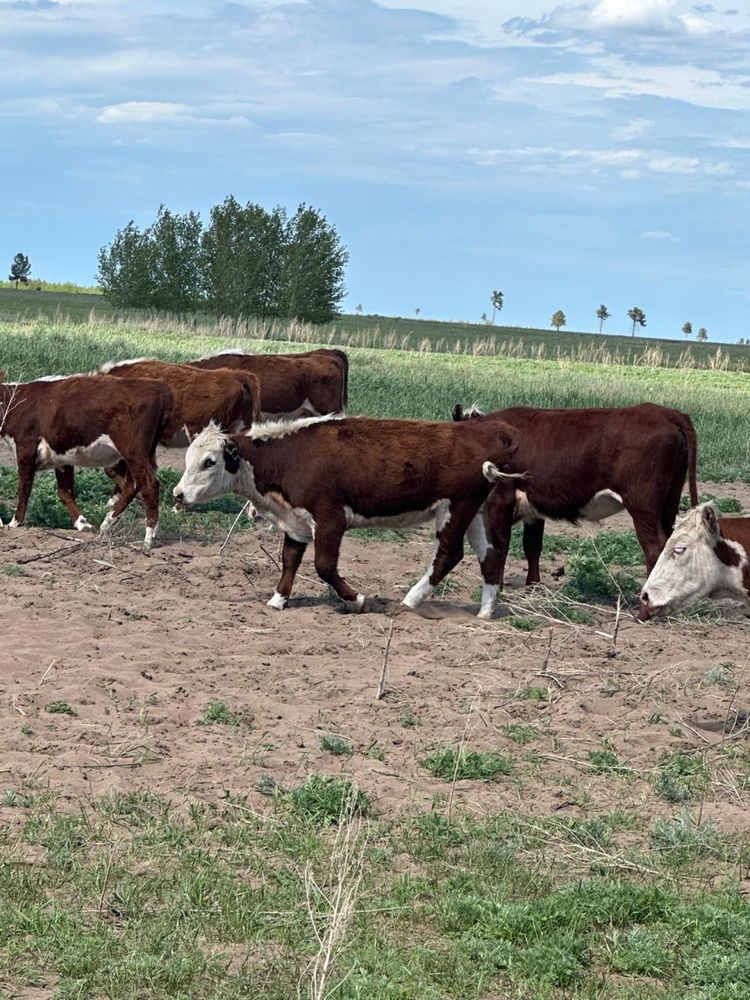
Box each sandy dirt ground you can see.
[1,470,749,835]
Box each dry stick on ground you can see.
[376,621,395,700]
[218,501,251,555]
[447,686,482,825]
[610,595,622,657]
[17,536,99,565]
[539,628,564,689]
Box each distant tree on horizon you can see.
[480,311,489,324]
[697,327,708,342]
[355,303,362,315]
[490,290,503,324]
[551,309,566,332]
[9,253,31,289]
[415,307,420,318]
[596,304,610,334]
[682,321,692,340]
[627,306,646,336]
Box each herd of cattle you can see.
[0,346,748,621]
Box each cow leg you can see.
[629,508,667,575]
[661,476,685,540]
[312,510,364,611]
[133,463,160,548]
[267,534,307,610]
[54,466,92,531]
[403,499,479,611]
[522,519,545,586]
[104,460,131,509]
[9,448,37,527]
[465,510,503,619]
[477,484,515,592]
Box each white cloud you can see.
[611,117,652,139]
[97,101,192,123]
[641,228,679,240]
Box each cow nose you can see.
[641,590,649,605]
[173,487,183,500]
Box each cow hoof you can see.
[99,512,117,535]
[267,592,288,610]
[347,594,366,613]
[106,496,118,510]
[7,518,22,529]
[74,516,94,532]
[477,607,494,621]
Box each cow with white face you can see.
[639,503,750,620]
[173,414,521,617]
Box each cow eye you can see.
[203,457,216,469]
[673,545,686,556]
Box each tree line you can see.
[97,197,349,323]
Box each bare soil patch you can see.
[2,478,749,834]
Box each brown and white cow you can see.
[639,503,750,619]
[453,402,698,587]
[172,414,519,616]
[98,358,261,442]
[0,372,176,545]
[188,348,348,419]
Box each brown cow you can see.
[453,402,698,588]
[98,358,261,441]
[639,503,750,619]
[188,348,348,418]
[0,371,175,546]
[173,414,519,616]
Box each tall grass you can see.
[1,317,749,480]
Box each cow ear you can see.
[701,504,719,539]
[223,438,241,474]
[452,404,464,422]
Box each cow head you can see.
[639,503,723,620]
[452,403,484,422]
[173,421,242,507]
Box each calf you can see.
[454,402,698,587]
[188,348,348,418]
[639,503,750,619]
[0,371,175,546]
[172,414,519,617]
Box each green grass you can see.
[2,312,750,480]
[43,700,76,717]
[200,701,243,727]
[320,733,355,756]
[2,791,750,999]
[422,747,512,781]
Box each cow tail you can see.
[243,375,262,424]
[158,386,181,447]
[335,349,349,409]
[680,413,699,506]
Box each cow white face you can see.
[173,423,241,507]
[639,503,722,620]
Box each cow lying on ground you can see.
[639,503,750,620]
[172,414,519,617]
[188,348,348,418]
[453,402,698,588]
[0,371,175,546]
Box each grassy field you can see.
[1,287,749,370]
[2,782,750,999]
[2,316,749,481]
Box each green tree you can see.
[697,326,708,342]
[627,306,646,336]
[201,196,286,318]
[276,203,348,323]
[596,304,610,334]
[97,222,154,308]
[551,309,566,332]
[490,290,503,324]
[8,253,31,288]
[682,321,692,340]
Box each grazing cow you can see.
[188,348,348,418]
[0,371,175,545]
[639,503,750,620]
[172,414,519,617]
[453,403,698,587]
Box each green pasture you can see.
[1,317,749,481]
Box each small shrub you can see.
[289,775,371,825]
[704,661,735,686]
[518,686,549,702]
[200,700,241,726]
[561,816,613,848]
[44,700,76,716]
[506,615,538,631]
[650,811,724,863]
[588,740,630,775]
[320,733,354,756]
[655,751,708,802]
[399,712,420,728]
[3,563,25,577]
[502,723,540,745]
[609,926,674,976]
[422,747,512,781]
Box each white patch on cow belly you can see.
[343,503,441,530]
[36,434,122,470]
[581,489,624,521]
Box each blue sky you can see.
[2,0,749,341]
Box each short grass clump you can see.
[422,747,512,782]
[502,723,541,745]
[505,615,539,631]
[44,700,76,716]
[588,740,631,776]
[319,733,354,756]
[655,752,709,803]
[288,774,371,824]
[563,551,640,602]
[200,700,242,726]
[517,685,549,702]
[650,811,726,866]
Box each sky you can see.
[2,0,749,342]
